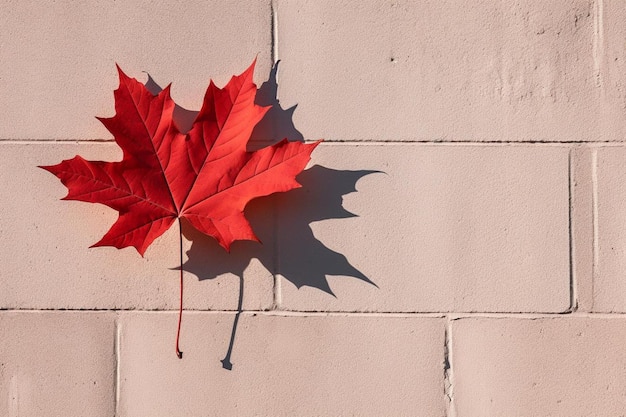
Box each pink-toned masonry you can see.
[1,1,626,416]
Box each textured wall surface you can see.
[2,1,626,416]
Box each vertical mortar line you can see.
[568,148,578,312]
[114,312,121,415]
[271,0,278,65]
[274,245,283,310]
[591,148,599,310]
[273,199,282,310]
[270,0,281,310]
[444,316,456,417]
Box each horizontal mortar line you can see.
[260,310,626,318]
[0,138,115,143]
[3,308,626,319]
[0,308,443,318]
[316,139,626,145]
[445,311,626,320]
[5,138,626,146]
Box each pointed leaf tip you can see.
[115,63,128,80]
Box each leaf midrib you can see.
[183,144,309,213]
[178,78,251,211]
[65,167,175,215]
[123,81,180,215]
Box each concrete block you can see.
[0,0,272,139]
[452,317,626,416]
[595,0,626,140]
[276,0,601,142]
[117,312,445,416]
[0,311,116,417]
[0,143,274,310]
[594,147,626,311]
[278,144,570,312]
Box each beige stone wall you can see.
[2,1,626,415]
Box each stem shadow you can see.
[220,275,243,370]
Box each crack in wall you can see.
[444,317,456,417]
[593,0,605,90]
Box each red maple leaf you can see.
[41,60,319,254]
[40,60,320,357]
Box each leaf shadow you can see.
[249,61,303,145]
[144,72,198,134]
[180,165,379,294]
[148,62,379,368]
[180,165,379,370]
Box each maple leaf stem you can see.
[176,218,184,359]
